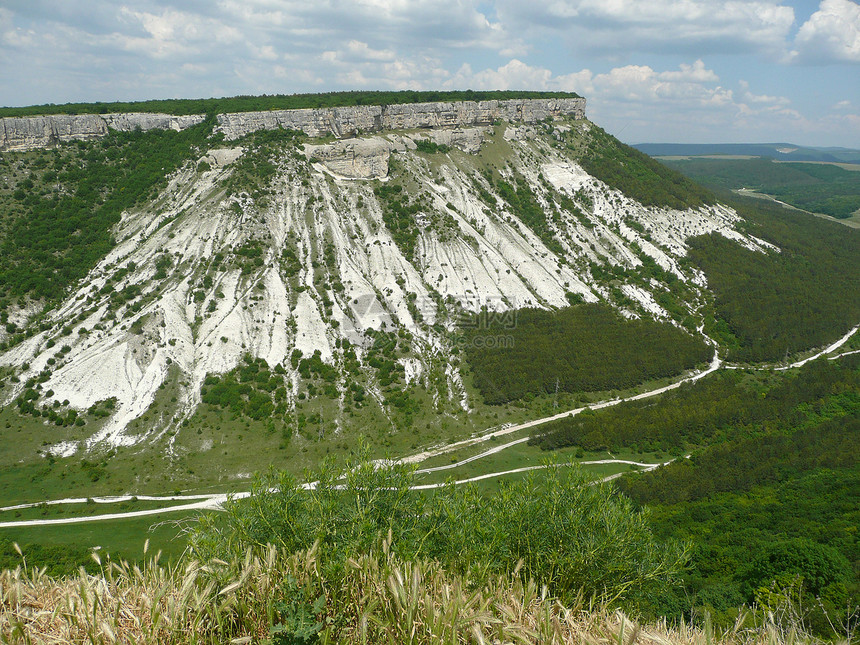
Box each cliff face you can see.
[215,98,586,139]
[0,98,586,151]
[0,113,205,151]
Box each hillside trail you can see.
[1,324,857,529]
[723,323,859,372]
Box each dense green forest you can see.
[568,126,716,210]
[463,303,711,405]
[0,90,580,118]
[531,354,859,635]
[641,469,859,635]
[687,193,860,362]
[610,363,859,632]
[534,353,859,452]
[662,156,860,218]
[617,404,859,505]
[0,119,213,322]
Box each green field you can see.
[0,511,193,577]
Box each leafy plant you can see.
[270,576,326,645]
[414,139,450,154]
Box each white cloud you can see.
[738,80,792,106]
[449,58,732,110]
[794,0,860,63]
[116,8,243,59]
[441,58,829,144]
[446,60,554,90]
[0,1,856,146]
[659,60,720,83]
[345,41,397,63]
[0,6,34,48]
[214,0,518,55]
[496,0,796,55]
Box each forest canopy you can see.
[688,193,860,362]
[463,303,711,405]
[662,156,860,219]
[534,354,860,453]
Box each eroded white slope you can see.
[0,122,770,451]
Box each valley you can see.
[0,93,858,640]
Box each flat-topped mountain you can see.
[0,96,585,151]
[0,93,857,499]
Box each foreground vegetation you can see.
[2,543,823,645]
[189,456,687,607]
[0,512,188,578]
[1,456,847,644]
[1,457,683,643]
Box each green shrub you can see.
[414,139,450,154]
[188,450,688,606]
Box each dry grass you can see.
[0,539,838,645]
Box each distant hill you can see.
[633,142,860,164]
[653,155,860,219]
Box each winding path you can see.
[1,324,856,529]
[0,458,673,528]
[723,323,860,372]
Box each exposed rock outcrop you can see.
[217,106,383,141]
[216,98,585,140]
[102,113,204,133]
[0,98,585,151]
[0,113,205,151]
[305,137,396,179]
[422,128,485,154]
[304,128,488,178]
[0,114,108,151]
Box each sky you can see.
[1,0,859,147]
